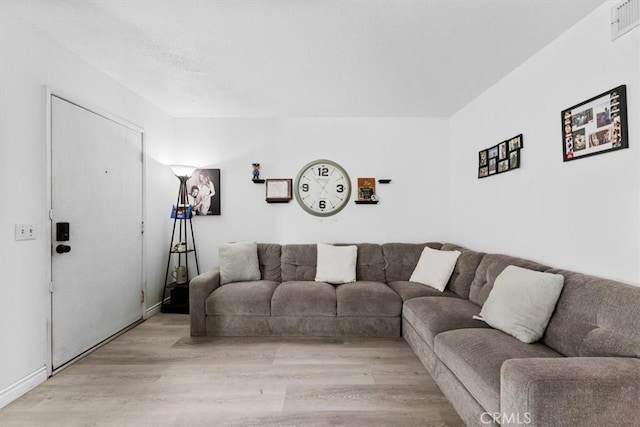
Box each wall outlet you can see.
[15,223,37,241]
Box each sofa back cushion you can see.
[440,243,486,299]
[258,243,282,282]
[468,254,550,307]
[542,269,640,358]
[281,243,386,282]
[381,243,442,282]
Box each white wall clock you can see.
[294,159,352,217]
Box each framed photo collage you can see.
[478,134,523,179]
[561,85,628,162]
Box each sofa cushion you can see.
[387,281,458,301]
[352,243,387,282]
[219,241,261,285]
[479,265,564,343]
[468,253,550,307]
[258,243,282,282]
[381,242,442,282]
[403,297,491,348]
[281,243,386,282]
[409,246,461,291]
[206,280,279,316]
[440,243,486,299]
[315,243,357,284]
[271,281,336,316]
[336,281,402,317]
[281,244,317,282]
[434,328,561,414]
[543,268,640,357]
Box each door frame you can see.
[45,87,147,375]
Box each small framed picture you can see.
[498,142,507,160]
[508,135,523,151]
[509,150,520,169]
[488,158,497,175]
[357,177,376,201]
[479,150,488,167]
[266,179,292,203]
[561,85,628,161]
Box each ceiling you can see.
[3,0,607,118]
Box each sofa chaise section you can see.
[403,252,640,426]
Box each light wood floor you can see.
[0,313,464,426]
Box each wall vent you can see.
[611,0,640,40]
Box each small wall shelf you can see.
[354,200,379,205]
[377,179,392,184]
[252,179,266,184]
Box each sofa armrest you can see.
[189,268,220,336]
[501,357,640,427]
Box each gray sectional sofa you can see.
[189,242,640,426]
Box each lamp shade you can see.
[170,164,197,178]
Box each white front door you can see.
[50,95,144,370]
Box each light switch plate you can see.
[15,223,37,241]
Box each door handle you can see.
[56,244,71,254]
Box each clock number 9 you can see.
[336,184,344,193]
[317,167,329,177]
[319,200,326,209]
[302,183,309,192]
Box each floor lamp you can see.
[161,165,200,313]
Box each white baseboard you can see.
[0,366,47,409]
[144,301,163,319]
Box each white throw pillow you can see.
[409,246,461,291]
[219,241,261,285]
[478,265,564,343]
[315,243,357,284]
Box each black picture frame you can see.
[186,169,221,215]
[561,85,628,162]
[479,134,523,179]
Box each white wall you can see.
[174,117,450,271]
[449,3,640,284]
[0,12,176,405]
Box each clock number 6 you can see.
[319,200,326,209]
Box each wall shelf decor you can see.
[357,177,376,201]
[478,134,523,178]
[561,85,628,162]
[251,163,265,183]
[377,179,392,184]
[355,199,378,205]
[266,178,292,203]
